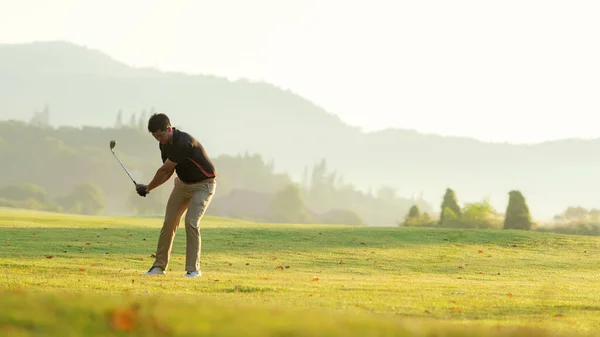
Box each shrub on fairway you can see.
[439,188,461,226]
[537,222,600,236]
[399,205,434,227]
[553,206,600,223]
[503,190,532,230]
[459,200,502,229]
[400,211,436,227]
[405,194,501,229]
[406,205,420,219]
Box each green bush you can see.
[504,190,532,230]
[537,222,600,236]
[407,205,420,219]
[459,200,502,229]
[400,211,437,228]
[401,218,438,228]
[439,188,461,226]
[402,198,502,230]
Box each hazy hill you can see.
[1,40,599,219]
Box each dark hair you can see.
[147,113,171,133]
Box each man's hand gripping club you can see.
[135,159,177,197]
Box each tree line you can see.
[400,188,600,236]
[401,188,531,229]
[0,119,429,225]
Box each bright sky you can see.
[1,0,599,144]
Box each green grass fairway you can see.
[1,209,599,336]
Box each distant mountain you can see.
[1,40,599,219]
[0,41,160,77]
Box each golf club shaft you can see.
[111,150,137,185]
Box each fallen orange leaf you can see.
[554,314,564,318]
[109,306,136,332]
[339,261,344,264]
[79,268,86,272]
[478,250,483,254]
[313,277,319,281]
[508,293,513,298]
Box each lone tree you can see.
[439,188,461,225]
[503,190,532,230]
[406,205,420,220]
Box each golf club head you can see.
[109,140,116,151]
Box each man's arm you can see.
[144,159,177,192]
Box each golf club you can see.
[109,140,137,185]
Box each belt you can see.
[177,177,217,185]
[184,177,216,184]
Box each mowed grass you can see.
[0,209,599,337]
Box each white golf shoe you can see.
[184,271,201,278]
[142,266,165,276]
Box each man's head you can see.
[148,113,173,144]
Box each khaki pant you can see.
[152,177,216,272]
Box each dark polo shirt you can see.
[159,128,216,183]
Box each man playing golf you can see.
[136,113,216,278]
